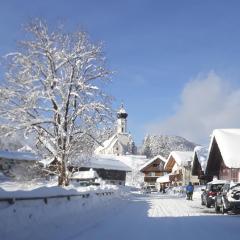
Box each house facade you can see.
[164,151,199,186]
[205,129,240,183]
[140,155,169,186]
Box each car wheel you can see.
[215,202,220,213]
[221,205,226,214]
[206,201,211,208]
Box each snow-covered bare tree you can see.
[0,19,113,185]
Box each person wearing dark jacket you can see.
[186,182,194,200]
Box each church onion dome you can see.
[117,104,128,119]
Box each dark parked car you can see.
[215,183,240,214]
[141,185,157,194]
[201,180,227,208]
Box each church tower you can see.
[117,104,128,134]
[95,103,135,155]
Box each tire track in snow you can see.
[147,194,216,217]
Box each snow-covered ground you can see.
[78,192,240,240]
[1,184,240,240]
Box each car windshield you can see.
[211,184,224,192]
[231,183,240,190]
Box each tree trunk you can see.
[58,157,68,186]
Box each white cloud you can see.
[147,71,240,144]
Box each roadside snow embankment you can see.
[0,181,128,240]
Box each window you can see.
[153,164,159,168]
[231,169,239,182]
[159,162,164,170]
[148,172,155,177]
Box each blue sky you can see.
[1,0,240,145]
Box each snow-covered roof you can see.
[193,146,208,171]
[96,154,148,170]
[79,156,131,172]
[207,179,228,185]
[156,174,171,183]
[139,155,167,171]
[0,150,39,161]
[94,134,118,154]
[70,169,98,180]
[166,151,193,167]
[210,129,240,168]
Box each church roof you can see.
[94,134,119,154]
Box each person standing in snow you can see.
[186,182,194,200]
[162,184,166,194]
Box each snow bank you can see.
[0,181,127,240]
[0,180,117,198]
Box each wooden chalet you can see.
[205,129,240,182]
[139,155,169,185]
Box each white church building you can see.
[95,105,135,156]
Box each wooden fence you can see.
[0,191,115,205]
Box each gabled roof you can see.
[208,129,240,168]
[0,150,39,161]
[94,134,118,154]
[139,155,167,171]
[165,151,193,171]
[193,146,208,172]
